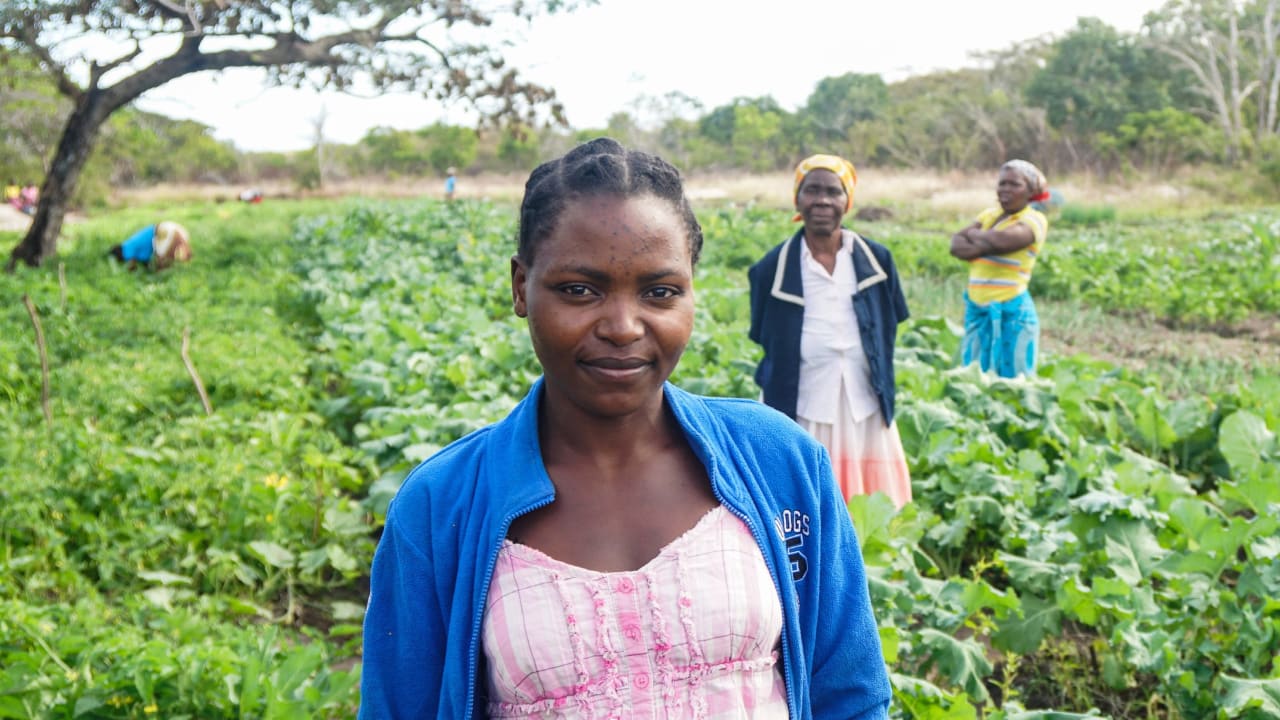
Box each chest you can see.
[507,446,718,573]
[483,507,788,719]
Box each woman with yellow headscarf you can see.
[748,154,912,508]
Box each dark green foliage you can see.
[1026,17,1192,136]
[0,200,372,716]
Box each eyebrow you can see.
[547,265,688,284]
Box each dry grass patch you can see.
[107,166,1244,215]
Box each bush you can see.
[1057,204,1116,227]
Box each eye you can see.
[645,286,683,300]
[558,283,594,297]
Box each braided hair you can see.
[517,137,703,266]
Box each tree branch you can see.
[89,41,143,89]
[8,23,83,101]
[143,0,190,22]
[95,21,420,116]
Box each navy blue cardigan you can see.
[748,229,909,424]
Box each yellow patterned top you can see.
[966,206,1048,304]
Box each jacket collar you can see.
[770,227,888,307]
[483,378,748,519]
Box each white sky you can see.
[129,0,1167,152]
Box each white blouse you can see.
[796,230,881,425]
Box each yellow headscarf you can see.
[792,154,857,221]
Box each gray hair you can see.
[1001,159,1047,197]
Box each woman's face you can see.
[795,169,848,237]
[997,168,1033,213]
[512,194,695,421]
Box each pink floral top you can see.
[482,506,789,719]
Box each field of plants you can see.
[1,195,1277,719]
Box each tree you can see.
[859,70,993,170]
[497,124,541,170]
[1143,0,1270,161]
[418,123,478,175]
[698,97,784,147]
[361,126,438,176]
[1028,18,1187,137]
[803,73,888,146]
[1246,0,1280,139]
[728,104,784,171]
[1097,107,1222,170]
[0,53,56,175]
[1,1,577,269]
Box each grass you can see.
[0,198,379,717]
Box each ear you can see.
[511,255,529,318]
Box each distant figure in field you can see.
[17,183,38,215]
[950,159,1050,378]
[748,154,913,509]
[444,166,457,201]
[4,180,19,209]
[239,188,264,204]
[107,221,193,271]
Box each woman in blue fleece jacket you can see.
[360,138,891,719]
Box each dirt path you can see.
[1039,301,1279,380]
[0,205,33,233]
[0,205,87,234]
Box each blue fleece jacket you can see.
[359,379,891,719]
[748,229,909,424]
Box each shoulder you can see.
[671,388,824,467]
[1014,207,1049,238]
[852,231,894,262]
[385,425,495,527]
[1017,206,1048,227]
[749,238,790,278]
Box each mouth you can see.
[580,357,652,380]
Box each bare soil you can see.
[0,204,86,233]
[0,205,34,233]
[1040,303,1279,377]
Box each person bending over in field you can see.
[360,138,891,719]
[748,154,913,509]
[950,159,1050,378]
[107,221,193,272]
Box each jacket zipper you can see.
[710,486,800,719]
[462,495,555,720]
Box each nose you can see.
[595,296,644,346]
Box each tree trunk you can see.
[1260,0,1280,138]
[7,93,108,270]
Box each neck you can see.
[803,227,843,253]
[538,390,678,472]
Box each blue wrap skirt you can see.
[960,290,1039,378]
